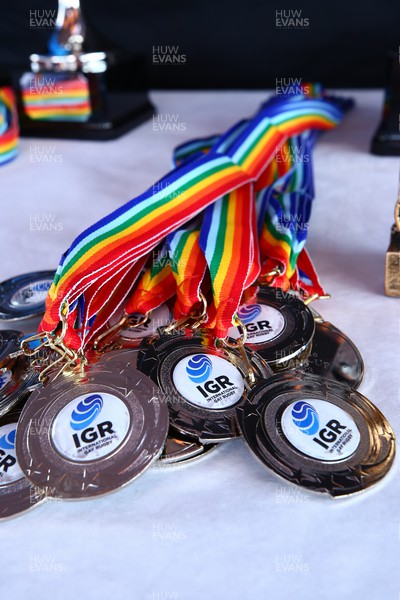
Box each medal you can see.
[16,358,169,499]
[302,307,364,388]
[227,287,315,371]
[5,85,385,516]
[0,271,54,321]
[98,349,218,465]
[138,331,272,443]
[237,372,395,497]
[0,407,46,519]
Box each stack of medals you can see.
[0,85,395,519]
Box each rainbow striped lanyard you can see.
[39,92,346,351]
[0,87,19,166]
[169,119,320,333]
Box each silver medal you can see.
[0,271,55,321]
[138,332,273,443]
[227,287,315,371]
[302,307,364,388]
[237,372,395,497]
[0,407,46,519]
[16,359,169,499]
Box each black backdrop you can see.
[1,0,399,88]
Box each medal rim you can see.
[16,360,169,499]
[229,287,315,371]
[237,372,395,497]
[138,332,272,443]
[0,408,47,519]
[302,319,364,389]
[0,271,55,321]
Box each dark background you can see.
[1,0,399,88]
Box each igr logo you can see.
[70,394,115,449]
[185,354,235,399]
[237,304,273,335]
[0,429,17,473]
[292,400,348,450]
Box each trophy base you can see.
[370,127,400,156]
[13,53,155,141]
[17,91,154,141]
[370,52,400,156]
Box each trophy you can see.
[14,0,154,139]
[385,178,400,296]
[371,52,400,156]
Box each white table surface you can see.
[1,90,400,600]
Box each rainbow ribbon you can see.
[0,87,19,166]
[20,73,91,122]
[167,222,207,319]
[199,184,259,336]
[40,94,344,349]
[257,133,316,280]
[171,86,351,306]
[126,245,176,316]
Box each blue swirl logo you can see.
[70,394,104,431]
[291,401,319,435]
[237,304,262,324]
[186,354,212,383]
[0,428,16,450]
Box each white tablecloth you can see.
[1,91,399,600]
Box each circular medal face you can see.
[16,360,168,499]
[0,408,47,519]
[0,271,55,321]
[227,287,314,371]
[108,304,172,347]
[302,320,364,389]
[138,332,273,443]
[237,372,395,497]
[159,430,217,465]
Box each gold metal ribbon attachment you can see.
[163,293,208,333]
[218,315,256,386]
